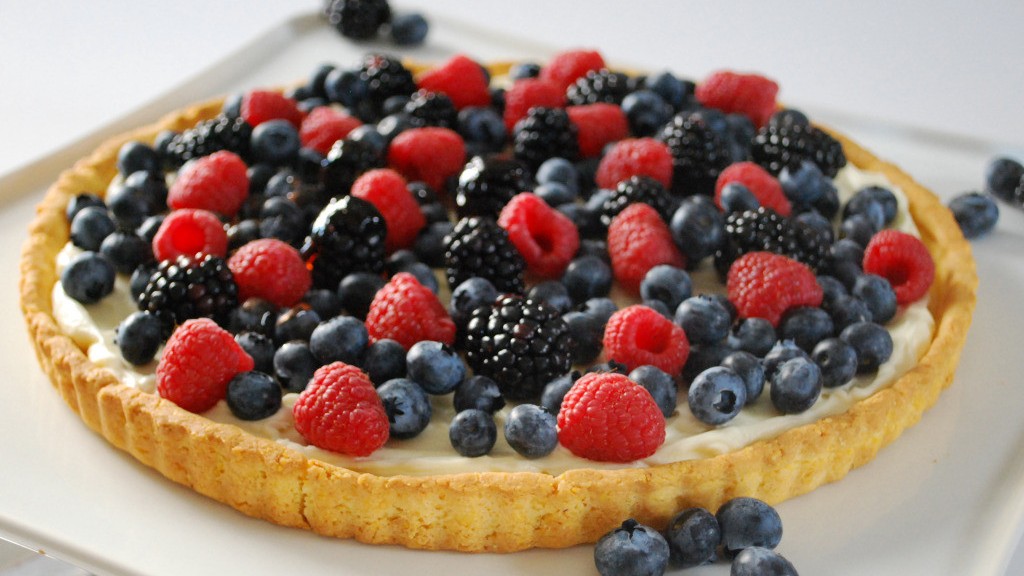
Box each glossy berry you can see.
[594,137,674,191]
[593,519,670,576]
[365,272,456,349]
[665,507,721,568]
[628,365,677,418]
[762,340,810,380]
[674,295,732,346]
[498,192,579,278]
[752,118,846,178]
[107,171,166,231]
[657,111,732,196]
[513,107,579,170]
[448,276,499,327]
[721,350,766,402]
[639,265,692,312]
[669,197,727,263]
[325,0,391,40]
[562,309,605,365]
[621,89,674,137]
[716,497,783,556]
[728,317,777,357]
[811,337,859,388]
[726,251,823,327]
[151,208,229,261]
[70,206,116,252]
[361,338,406,385]
[234,331,275,374]
[452,374,505,414]
[851,273,897,324]
[293,362,389,456]
[99,231,152,275]
[844,185,898,226]
[337,271,385,320]
[138,253,238,335]
[731,547,799,576]
[448,408,497,457]
[377,378,432,439]
[309,315,369,365]
[688,366,747,425]
[840,321,893,374]
[156,318,254,413]
[604,305,691,375]
[273,341,319,393]
[351,168,426,252]
[561,255,613,303]
[503,403,558,458]
[301,195,387,289]
[985,156,1024,202]
[949,191,999,239]
[770,356,822,414]
[608,203,686,295]
[406,340,465,395]
[862,229,935,305]
[115,311,163,365]
[778,306,834,352]
[696,70,779,128]
[228,238,311,308]
[226,371,282,421]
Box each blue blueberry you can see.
[309,315,368,365]
[337,271,386,319]
[536,157,580,195]
[770,108,809,128]
[539,372,578,414]
[449,276,498,326]
[643,298,673,320]
[273,306,321,345]
[665,507,720,568]
[228,297,277,336]
[674,295,731,345]
[778,306,834,352]
[508,62,541,80]
[721,351,766,402]
[389,12,428,45]
[561,255,613,303]
[99,231,152,275]
[816,274,848,307]
[115,311,163,366]
[361,338,407,385]
[844,185,898,226]
[731,546,798,576]
[226,371,282,421]
[61,251,116,304]
[527,281,573,315]
[504,404,558,458]
[413,220,452,267]
[457,106,506,154]
[377,378,432,439]
[728,318,777,357]
[688,366,747,425]
[811,337,859,388]
[682,342,736,383]
[716,497,783,557]
[324,68,368,108]
[580,296,618,324]
[406,341,465,395]
[840,321,893,374]
[448,408,497,457]
[762,340,809,380]
[724,114,756,162]
[562,310,606,365]
[852,273,897,324]
[346,124,387,156]
[779,159,834,204]
[826,292,874,333]
[795,210,835,244]
[839,213,878,247]
[949,191,999,239]
[235,331,275,374]
[534,181,576,206]
[770,356,822,414]
[669,197,726,263]
[259,196,306,246]
[627,365,677,418]
[250,119,300,165]
[622,89,673,137]
[273,340,319,393]
[70,206,116,252]
[302,288,342,320]
[719,182,760,213]
[640,265,692,312]
[128,263,155,304]
[116,141,161,176]
[985,157,1024,201]
[453,374,506,414]
[594,519,670,576]
[646,71,689,110]
[65,193,106,223]
[107,171,166,230]
[828,238,865,270]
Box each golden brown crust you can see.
[19,81,977,552]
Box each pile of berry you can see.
[59,48,936,472]
[324,0,429,47]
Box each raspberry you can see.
[595,137,674,190]
[365,272,456,349]
[167,150,249,218]
[714,161,791,216]
[695,70,779,128]
[387,126,466,192]
[298,106,362,155]
[726,251,823,326]
[156,318,254,413]
[607,203,686,294]
[497,192,579,278]
[502,78,565,132]
[539,48,606,92]
[227,238,311,307]
[556,372,665,463]
[351,168,426,252]
[566,103,629,158]
[603,305,690,375]
[292,362,389,456]
[240,89,305,128]
[862,229,935,305]
[152,208,228,261]
[415,54,492,110]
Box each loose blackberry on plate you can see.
[325,0,392,40]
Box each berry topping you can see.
[227,238,311,308]
[862,229,935,305]
[512,107,580,170]
[240,89,304,128]
[657,111,733,196]
[539,48,606,92]
[665,508,721,568]
[448,408,497,457]
[415,54,492,110]
[61,251,115,305]
[226,371,283,421]
[163,114,252,168]
[156,318,254,413]
[726,251,823,326]
[358,53,418,118]
[714,161,791,216]
[503,403,559,458]
[301,195,387,289]
[298,106,362,155]
[350,168,426,252]
[566,69,630,106]
[688,366,747,425]
[364,272,456,349]
[151,208,229,261]
[502,78,565,132]
[607,203,686,294]
[557,372,666,462]
[716,206,830,274]
[167,150,249,218]
[137,253,239,335]
[453,154,531,219]
[497,192,579,278]
[566,103,629,158]
[443,216,526,294]
[603,305,690,375]
[600,175,675,227]
[752,115,847,178]
[387,126,466,192]
[292,362,389,456]
[594,137,674,191]
[695,70,780,128]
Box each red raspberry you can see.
[726,251,823,326]
[497,192,579,278]
[595,137,674,190]
[714,161,791,216]
[566,103,629,158]
[415,54,492,110]
[603,305,690,375]
[292,362,389,457]
[540,48,606,92]
[299,106,362,155]
[557,372,666,463]
[695,70,779,128]
[862,229,935,305]
[502,78,565,132]
[227,238,311,307]
[167,150,249,218]
[156,318,254,413]
[240,89,305,128]
[351,168,426,252]
[152,208,228,261]
[607,203,686,295]
[365,272,456,350]
[387,126,466,193]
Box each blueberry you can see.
[337,271,386,319]
[114,311,163,365]
[728,318,776,357]
[812,337,859,388]
[457,106,506,154]
[250,119,300,165]
[770,356,822,414]
[361,338,407,385]
[795,210,835,244]
[228,297,278,336]
[828,238,865,270]
[646,71,688,110]
[640,265,692,312]
[561,255,613,303]
[622,89,673,137]
[274,306,321,345]
[378,378,432,439]
[719,182,760,213]
[721,351,766,402]
[852,273,897,324]
[413,220,452,267]
[116,141,161,176]
[99,231,152,275]
[407,341,465,395]
[682,342,736,383]
[527,281,573,315]
[448,408,496,457]
[108,171,166,230]
[779,159,833,205]
[453,374,505,414]
[580,297,618,324]
[65,193,106,223]
[665,507,720,568]
[235,331,275,374]
[731,546,799,576]
[629,365,677,418]
[377,112,416,142]
[762,340,809,380]
[825,293,873,332]
[562,310,606,365]
[778,306,833,352]
[593,519,670,576]
[346,124,387,156]
[985,157,1024,201]
[669,197,726,263]
[716,497,783,556]
[61,251,116,304]
[273,340,319,393]
[259,196,306,246]
[536,157,580,193]
[724,114,756,161]
[509,62,541,80]
[674,295,731,345]
[226,371,282,421]
[309,315,368,365]
[688,366,747,425]
[503,404,558,458]
[389,12,428,45]
[844,185,898,225]
[324,68,368,108]
[302,288,342,320]
[534,181,576,206]
[949,191,999,239]
[840,321,893,374]
[539,371,579,414]
[644,299,673,319]
[128,263,155,304]
[770,108,809,128]
[839,213,877,247]
[449,276,499,326]
[70,206,116,252]
[816,274,848,307]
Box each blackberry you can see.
[163,114,252,168]
[443,216,525,294]
[714,207,831,275]
[565,69,631,106]
[358,53,417,119]
[656,112,732,197]
[324,0,391,40]
[512,107,579,171]
[320,138,384,199]
[600,175,675,227]
[137,254,238,337]
[751,121,847,178]
[300,195,387,290]
[463,294,573,400]
[404,90,458,129]
[454,155,533,219]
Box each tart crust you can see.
[19,68,977,552]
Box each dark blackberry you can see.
[324,0,391,40]
[751,121,847,178]
[565,69,630,106]
[404,90,458,129]
[300,195,387,290]
[454,155,533,219]
[599,175,675,227]
[463,294,573,401]
[358,53,417,119]
[320,138,384,199]
[443,216,525,294]
[137,254,238,337]
[656,112,732,197]
[163,114,252,168]
[714,207,831,275]
[512,107,579,171]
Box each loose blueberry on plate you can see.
[716,496,783,557]
[594,519,670,576]
[948,191,999,239]
[665,507,720,568]
[731,546,799,576]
